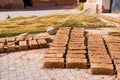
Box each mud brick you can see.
[114,59,120,64]
[115,64,120,71]
[66,58,88,69]
[35,34,52,43]
[88,51,108,56]
[117,70,120,80]
[19,41,28,51]
[91,63,115,75]
[37,39,48,48]
[111,55,120,59]
[48,49,65,54]
[68,46,86,50]
[89,54,110,59]
[69,42,84,44]
[0,43,4,53]
[66,54,86,58]
[50,47,66,50]
[90,58,112,64]
[7,42,16,52]
[6,37,15,42]
[16,36,25,41]
[28,40,39,49]
[44,58,64,68]
[0,38,6,43]
[25,35,33,41]
[68,50,86,54]
[50,43,66,47]
[45,54,64,58]
[110,51,120,55]
[68,43,85,47]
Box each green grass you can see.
[0,13,116,38]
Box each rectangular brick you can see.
[43,58,64,68]
[37,39,48,48]
[111,55,120,59]
[68,50,86,54]
[6,37,15,42]
[68,46,86,50]
[66,58,88,69]
[91,63,115,75]
[114,59,120,64]
[89,54,110,59]
[90,58,112,64]
[7,42,16,52]
[0,43,4,53]
[66,54,86,58]
[25,35,33,41]
[115,64,120,71]
[45,54,64,58]
[117,70,120,80]
[0,38,6,43]
[19,41,28,51]
[48,49,65,54]
[50,47,66,50]
[50,43,66,47]
[28,40,39,49]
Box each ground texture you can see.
[0,27,119,80]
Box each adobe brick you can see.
[44,58,64,68]
[66,58,88,69]
[6,37,15,42]
[45,54,64,58]
[90,58,112,64]
[19,41,28,51]
[37,39,48,48]
[68,50,86,54]
[0,38,6,43]
[50,47,66,50]
[7,42,16,52]
[0,43,4,53]
[50,43,66,47]
[28,40,39,49]
[66,54,86,58]
[91,63,115,75]
[48,49,65,54]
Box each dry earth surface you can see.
[0,28,118,80]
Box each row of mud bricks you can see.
[44,27,87,68]
[0,35,51,53]
[44,27,120,79]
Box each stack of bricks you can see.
[66,27,88,69]
[88,34,115,75]
[44,27,71,68]
[105,36,120,79]
[0,34,49,53]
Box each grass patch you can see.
[0,13,116,38]
[77,2,84,10]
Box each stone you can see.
[28,40,39,49]
[37,39,48,48]
[19,41,28,51]
[43,58,64,68]
[7,42,16,52]
[66,58,88,69]
[91,63,115,75]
